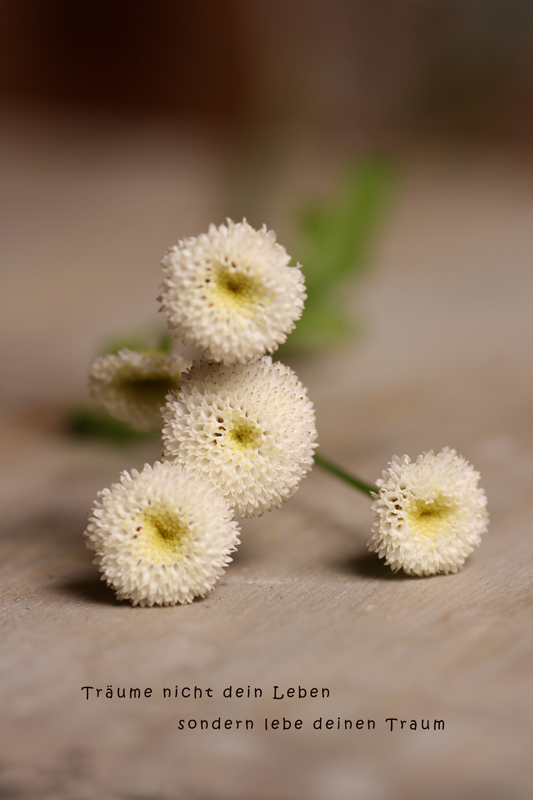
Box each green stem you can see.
[313,453,376,497]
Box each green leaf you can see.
[287,154,393,351]
[157,330,173,354]
[101,335,148,357]
[68,407,158,444]
[99,327,174,358]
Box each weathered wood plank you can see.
[1,135,532,799]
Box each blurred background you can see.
[1,3,533,800]
[2,0,533,137]
[1,0,533,412]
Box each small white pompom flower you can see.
[89,348,188,432]
[84,461,240,606]
[161,356,318,517]
[158,219,306,364]
[368,447,488,576]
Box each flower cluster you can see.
[158,219,306,364]
[368,448,488,576]
[85,219,489,604]
[85,221,316,605]
[162,357,317,517]
[89,348,188,432]
[85,462,239,606]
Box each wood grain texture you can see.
[1,124,532,800]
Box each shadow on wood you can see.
[333,550,413,581]
[54,574,122,606]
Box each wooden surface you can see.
[1,118,532,799]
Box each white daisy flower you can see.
[84,461,240,606]
[158,219,306,364]
[89,348,188,432]
[161,356,318,517]
[368,447,488,576]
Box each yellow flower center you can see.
[212,412,263,453]
[229,419,262,450]
[407,496,457,540]
[135,506,190,564]
[212,263,266,313]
